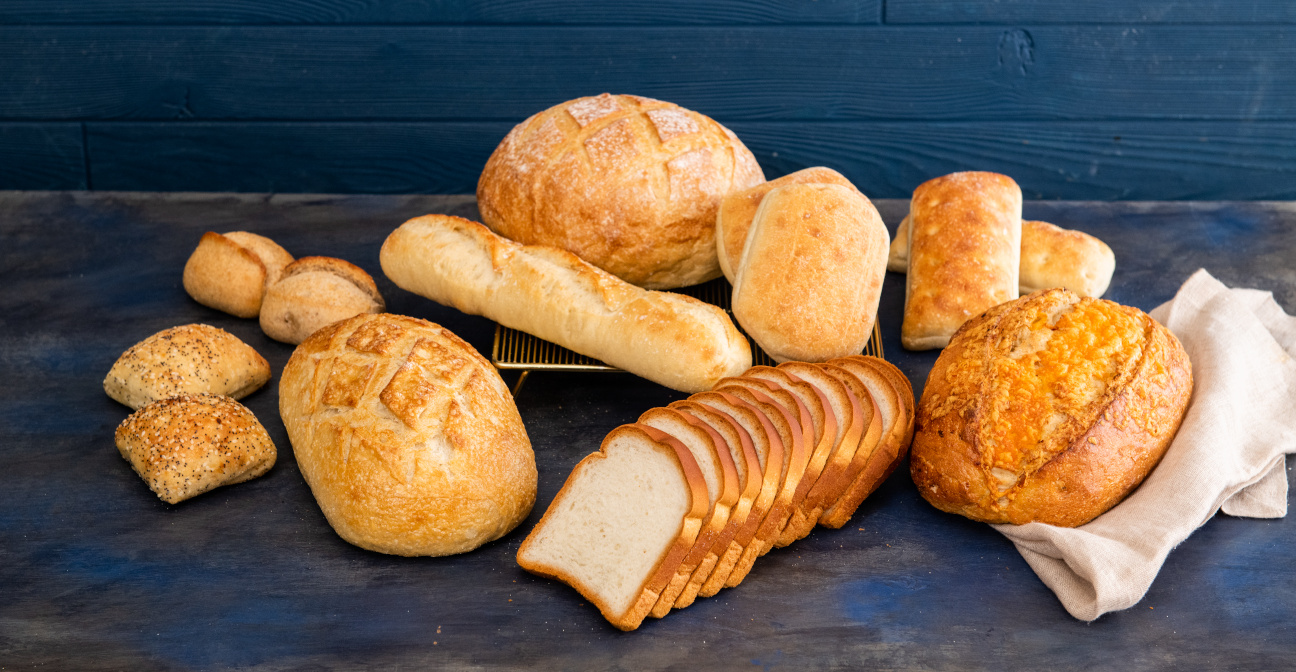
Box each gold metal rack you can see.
[491,276,884,394]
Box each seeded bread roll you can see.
[280,313,536,556]
[715,167,859,282]
[910,289,1193,527]
[260,256,385,344]
[902,171,1022,350]
[104,324,271,410]
[477,93,764,289]
[732,183,890,363]
[115,393,276,504]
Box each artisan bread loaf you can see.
[889,217,1115,297]
[280,313,536,556]
[732,183,890,363]
[516,424,709,631]
[477,93,764,289]
[115,393,276,504]
[715,167,858,282]
[380,214,751,393]
[104,324,270,410]
[902,171,1022,350]
[183,231,294,318]
[260,256,385,344]
[909,288,1193,527]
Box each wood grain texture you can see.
[3,26,1295,122]
[87,122,510,193]
[2,192,1295,669]
[888,1,1296,24]
[83,120,1296,199]
[0,0,880,25]
[0,124,86,189]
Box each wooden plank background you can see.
[2,2,1295,198]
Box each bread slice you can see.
[814,363,884,526]
[516,424,708,631]
[712,386,800,588]
[687,391,783,598]
[775,361,867,539]
[857,356,915,450]
[820,358,906,527]
[741,366,840,547]
[637,408,738,619]
[666,399,765,608]
[716,376,817,547]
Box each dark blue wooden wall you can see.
[4,1,1295,199]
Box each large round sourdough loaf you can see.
[910,289,1192,527]
[477,93,765,289]
[279,313,536,556]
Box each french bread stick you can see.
[380,214,752,393]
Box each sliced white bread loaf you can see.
[821,358,905,528]
[775,361,867,539]
[688,391,783,598]
[637,408,738,619]
[516,424,708,631]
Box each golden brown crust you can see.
[260,256,385,344]
[104,324,271,410]
[909,289,1193,527]
[221,231,295,288]
[902,171,1022,350]
[476,93,764,289]
[280,313,536,556]
[715,167,858,282]
[115,393,276,504]
[732,183,890,362]
[182,232,270,318]
[380,214,751,393]
[889,218,1115,298]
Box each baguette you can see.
[381,214,752,393]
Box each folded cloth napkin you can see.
[995,269,1296,621]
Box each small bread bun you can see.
[910,288,1193,527]
[115,393,277,504]
[259,256,385,344]
[715,167,859,282]
[732,183,890,363]
[104,324,271,410]
[477,93,765,289]
[183,231,294,318]
[279,313,537,556]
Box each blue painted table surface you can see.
[2,192,1294,670]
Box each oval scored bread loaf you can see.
[279,313,537,556]
[477,93,764,289]
[909,288,1193,527]
[381,214,751,393]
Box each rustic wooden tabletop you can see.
[2,191,1294,670]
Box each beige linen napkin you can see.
[994,269,1296,621]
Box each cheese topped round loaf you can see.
[909,288,1192,527]
[477,93,764,289]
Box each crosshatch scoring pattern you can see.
[3,2,1296,199]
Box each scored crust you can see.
[909,288,1193,527]
[280,313,536,556]
[477,93,765,289]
